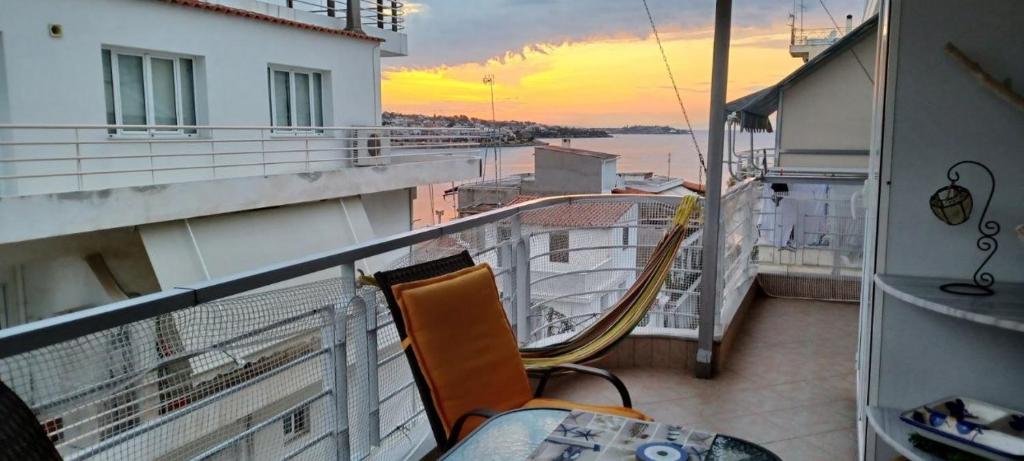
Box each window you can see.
[549,231,569,263]
[621,227,630,247]
[268,66,325,133]
[42,417,64,444]
[282,405,309,439]
[496,225,512,266]
[102,48,197,135]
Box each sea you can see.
[412,131,775,227]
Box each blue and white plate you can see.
[900,396,1024,461]
[636,441,688,461]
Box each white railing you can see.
[0,192,763,460]
[791,27,844,46]
[754,183,866,301]
[727,147,776,181]
[0,124,489,197]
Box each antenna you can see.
[482,74,499,183]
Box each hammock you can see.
[520,195,701,369]
[363,196,703,369]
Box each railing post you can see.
[320,300,349,461]
[345,0,362,32]
[305,138,311,173]
[512,214,531,344]
[260,129,267,177]
[376,0,384,29]
[368,276,385,446]
[210,139,216,178]
[74,128,83,191]
[390,0,398,31]
[149,139,156,185]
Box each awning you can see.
[725,86,779,133]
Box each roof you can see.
[537,145,620,161]
[726,15,879,132]
[508,195,633,227]
[165,0,384,43]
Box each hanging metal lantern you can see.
[930,160,1000,296]
[929,183,973,225]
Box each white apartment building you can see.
[0,1,483,458]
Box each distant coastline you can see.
[383,111,689,145]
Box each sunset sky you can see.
[381,0,865,128]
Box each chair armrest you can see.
[530,363,633,408]
[446,407,499,451]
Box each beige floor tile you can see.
[543,296,859,454]
[762,435,835,460]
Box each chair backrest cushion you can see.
[391,263,532,438]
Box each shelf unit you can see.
[874,274,1024,333]
[866,407,942,461]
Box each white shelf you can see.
[875,274,1024,333]
[866,406,943,461]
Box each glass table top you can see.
[441,408,781,461]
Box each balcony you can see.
[0,125,486,244]
[0,184,862,460]
[789,27,845,61]
[236,0,408,56]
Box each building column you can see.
[696,0,732,379]
[346,0,363,32]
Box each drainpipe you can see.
[696,0,731,380]
[346,0,363,32]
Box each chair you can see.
[374,252,649,451]
[0,380,63,461]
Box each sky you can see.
[381,0,866,128]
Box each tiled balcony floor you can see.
[544,296,859,460]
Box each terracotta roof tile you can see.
[508,196,632,227]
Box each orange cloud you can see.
[382,26,801,128]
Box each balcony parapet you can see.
[0,124,488,199]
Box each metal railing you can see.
[754,183,866,301]
[275,0,405,31]
[791,27,844,46]
[729,147,777,180]
[0,191,764,460]
[0,124,488,197]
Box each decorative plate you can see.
[636,441,688,461]
[900,396,1024,460]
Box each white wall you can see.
[531,148,616,195]
[0,0,379,127]
[0,228,160,326]
[864,1,1024,459]
[778,30,877,169]
[0,0,386,196]
[140,199,363,288]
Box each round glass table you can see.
[440,408,781,461]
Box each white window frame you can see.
[268,65,326,136]
[549,231,570,263]
[104,48,198,138]
[282,404,310,441]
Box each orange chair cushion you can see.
[525,398,652,421]
[391,264,533,439]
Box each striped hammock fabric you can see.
[521,195,702,369]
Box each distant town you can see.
[383,112,689,146]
